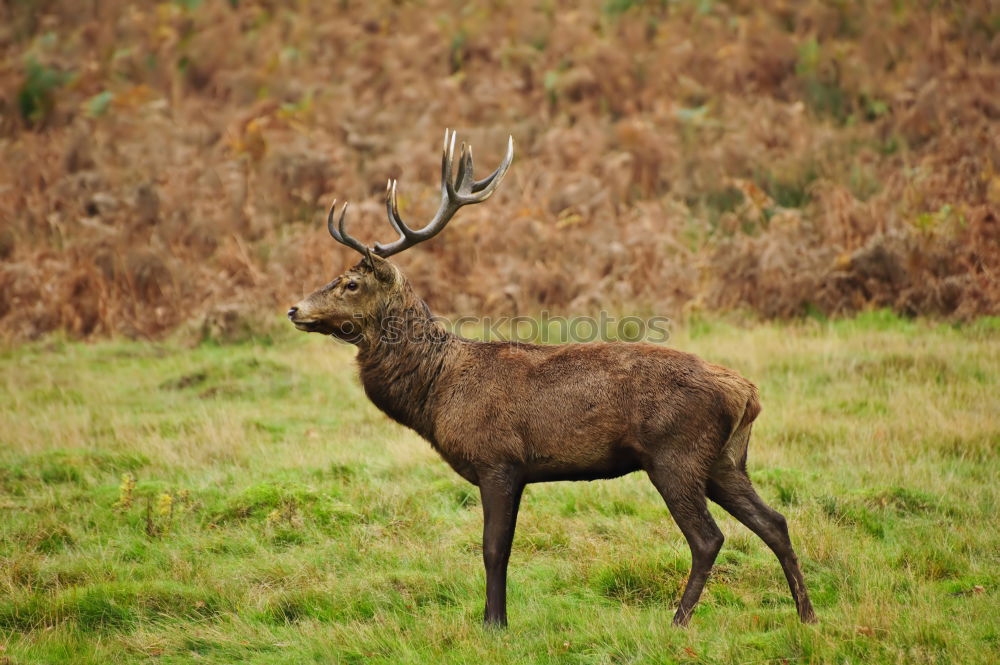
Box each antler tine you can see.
[371,129,514,258]
[441,128,459,201]
[385,179,412,240]
[454,142,475,194]
[470,135,514,196]
[326,200,367,255]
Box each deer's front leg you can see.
[478,466,525,627]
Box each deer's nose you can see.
[287,306,298,320]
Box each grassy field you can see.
[1,314,997,664]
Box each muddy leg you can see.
[646,466,724,626]
[707,469,817,623]
[478,467,525,627]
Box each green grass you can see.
[1,315,998,664]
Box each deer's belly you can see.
[522,446,644,482]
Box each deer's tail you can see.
[719,383,761,471]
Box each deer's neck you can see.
[355,300,455,441]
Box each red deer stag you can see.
[288,130,816,627]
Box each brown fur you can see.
[289,255,816,627]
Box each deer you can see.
[288,130,817,628]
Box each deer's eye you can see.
[346,281,358,291]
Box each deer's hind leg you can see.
[645,460,724,626]
[707,448,817,623]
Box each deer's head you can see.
[288,130,514,344]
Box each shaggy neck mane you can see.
[355,281,455,441]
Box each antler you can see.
[326,129,514,258]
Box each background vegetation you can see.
[1,0,998,340]
[1,316,997,664]
[2,3,998,663]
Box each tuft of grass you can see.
[591,556,686,605]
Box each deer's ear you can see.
[364,249,396,284]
